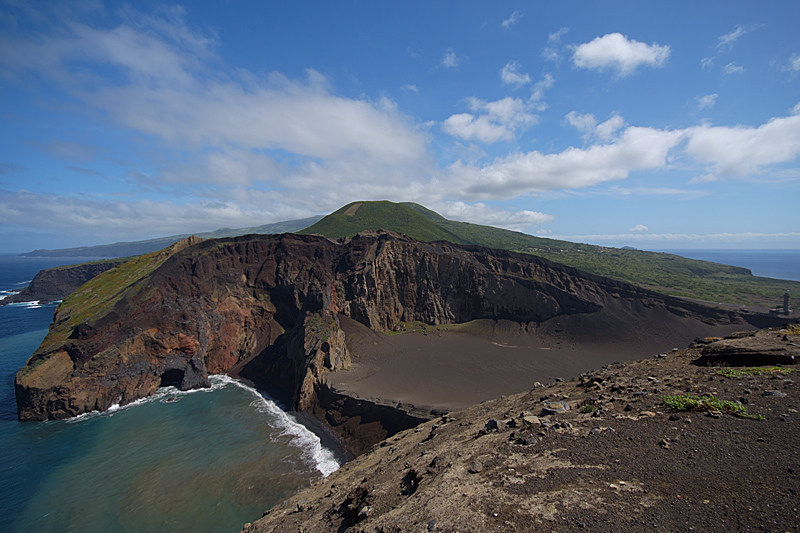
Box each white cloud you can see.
[789,54,800,73]
[723,62,745,75]
[701,56,715,70]
[441,47,462,69]
[433,201,553,231]
[0,189,303,241]
[630,224,649,232]
[530,73,555,110]
[501,10,522,29]
[717,25,748,51]
[447,126,685,199]
[543,27,568,63]
[401,84,418,93]
[572,33,670,77]
[565,112,625,142]
[500,60,531,89]
[443,97,539,143]
[696,94,718,110]
[685,113,800,178]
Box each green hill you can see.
[300,201,464,242]
[300,200,798,308]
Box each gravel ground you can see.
[246,327,799,533]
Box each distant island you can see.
[21,216,323,258]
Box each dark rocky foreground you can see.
[16,230,769,426]
[245,327,799,532]
[1,259,127,305]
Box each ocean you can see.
[655,249,800,283]
[0,254,340,533]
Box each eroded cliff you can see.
[16,231,754,426]
[1,259,128,305]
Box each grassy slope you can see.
[301,201,798,307]
[299,201,465,243]
[36,250,172,354]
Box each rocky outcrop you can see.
[694,328,799,366]
[16,231,760,423]
[1,259,128,305]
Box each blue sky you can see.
[1,1,799,252]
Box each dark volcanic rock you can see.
[695,328,799,366]
[1,260,127,305]
[16,231,756,423]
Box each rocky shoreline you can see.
[1,258,127,306]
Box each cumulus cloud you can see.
[447,126,685,199]
[572,33,670,77]
[443,97,539,143]
[565,112,626,142]
[501,10,522,29]
[696,94,718,110]
[433,201,553,231]
[500,60,531,89]
[685,112,800,179]
[441,48,462,69]
[630,224,649,232]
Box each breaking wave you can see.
[214,375,341,477]
[65,374,340,477]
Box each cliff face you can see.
[1,260,127,305]
[16,231,748,422]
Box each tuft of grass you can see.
[580,404,598,414]
[715,366,796,379]
[662,393,763,420]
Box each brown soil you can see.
[246,326,800,532]
[328,316,752,412]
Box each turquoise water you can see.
[0,256,340,533]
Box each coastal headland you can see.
[15,231,788,449]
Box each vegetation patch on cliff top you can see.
[38,250,171,352]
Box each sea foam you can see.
[66,374,340,477]
[213,375,341,477]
